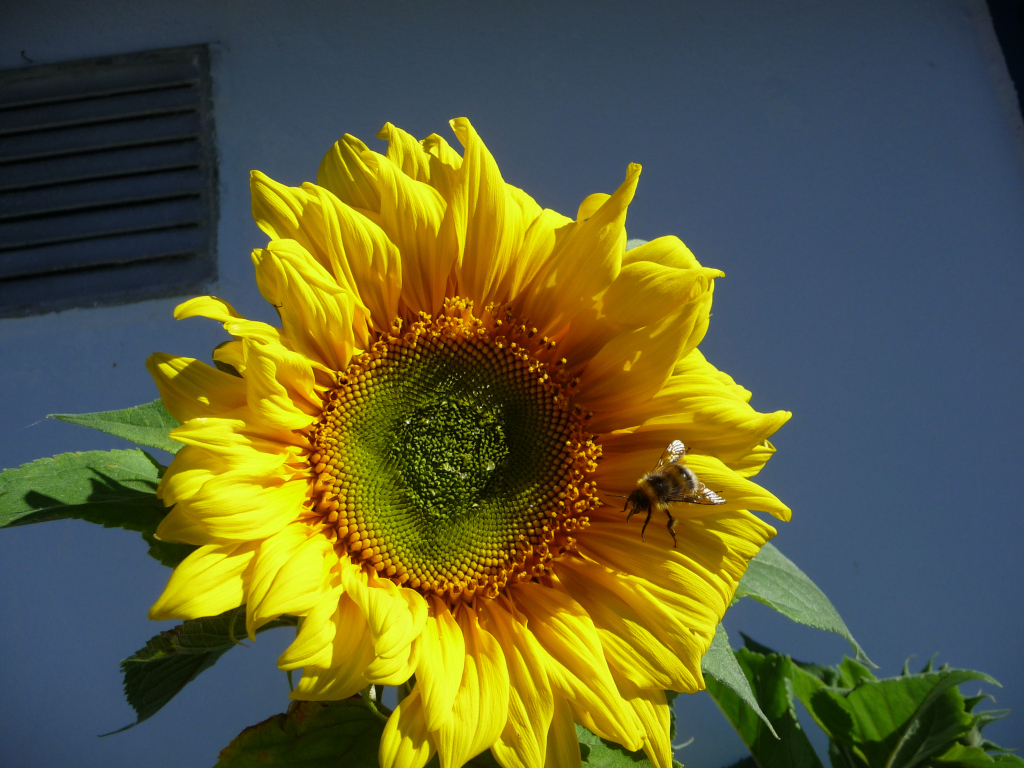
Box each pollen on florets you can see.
[303,297,600,605]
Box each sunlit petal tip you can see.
[173,295,242,322]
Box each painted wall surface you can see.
[2,1,1022,765]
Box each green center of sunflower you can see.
[394,399,508,519]
[308,300,601,604]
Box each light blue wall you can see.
[1,1,1022,765]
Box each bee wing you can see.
[655,440,688,469]
[667,487,727,505]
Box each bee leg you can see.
[640,508,653,541]
[665,511,678,548]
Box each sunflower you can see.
[146,118,791,768]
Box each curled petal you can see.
[380,686,437,768]
[241,339,320,430]
[149,541,257,620]
[246,523,334,637]
[342,569,428,661]
[253,239,367,370]
[146,353,247,423]
[277,586,343,670]
[157,473,307,543]
[317,133,381,213]
[617,680,672,768]
[174,295,281,347]
[300,184,402,333]
[289,591,375,700]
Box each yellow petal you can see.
[416,596,466,731]
[175,295,282,346]
[241,339,319,430]
[149,541,257,620]
[617,680,672,768]
[598,405,790,481]
[445,117,525,307]
[585,348,782,444]
[572,513,777,683]
[158,474,307,543]
[581,511,776,599]
[577,193,610,222]
[213,340,246,375]
[277,584,344,670]
[595,449,790,521]
[481,600,553,768]
[146,354,248,423]
[249,171,321,255]
[544,696,581,768]
[174,295,242,323]
[507,183,543,232]
[433,605,510,768]
[246,522,334,637]
[578,293,712,426]
[253,240,368,370]
[317,133,381,213]
[510,582,643,751]
[502,209,574,306]
[420,132,463,200]
[378,122,435,184]
[368,152,448,317]
[342,569,428,661]
[300,183,403,333]
[380,687,437,768]
[290,592,375,700]
[553,557,700,692]
[516,164,640,337]
[622,235,701,270]
[156,445,222,506]
[168,414,308,465]
[559,261,721,371]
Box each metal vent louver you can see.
[0,45,218,317]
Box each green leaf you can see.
[703,624,777,737]
[1,448,163,529]
[216,699,386,767]
[790,662,1000,768]
[51,399,182,454]
[705,648,824,768]
[735,543,872,665]
[933,743,1024,767]
[0,448,195,567]
[576,724,652,767]
[113,608,295,733]
[739,632,841,687]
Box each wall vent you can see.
[0,45,218,317]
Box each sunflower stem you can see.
[361,684,386,720]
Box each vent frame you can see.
[0,44,219,318]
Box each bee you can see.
[621,440,725,546]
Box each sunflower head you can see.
[147,118,791,768]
